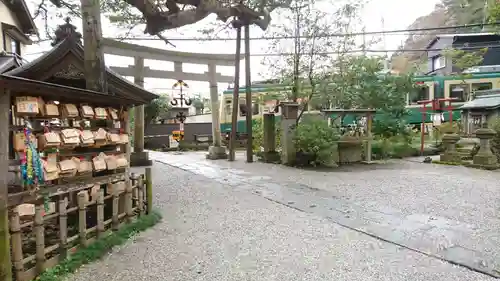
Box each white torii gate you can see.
[102,38,242,165]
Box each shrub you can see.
[293,118,339,167]
[437,122,460,134]
[390,142,419,158]
[252,116,281,152]
[372,113,412,143]
[371,139,420,159]
[371,140,390,159]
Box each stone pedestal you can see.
[206,145,228,160]
[439,133,461,162]
[262,113,280,162]
[473,126,497,167]
[206,64,227,160]
[131,58,152,167]
[130,151,152,167]
[338,136,362,164]
[281,103,299,165]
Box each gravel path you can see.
[68,161,495,281]
[146,151,500,276]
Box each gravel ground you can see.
[146,151,500,276]
[215,156,500,227]
[68,162,495,281]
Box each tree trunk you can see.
[81,0,107,92]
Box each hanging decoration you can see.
[20,119,44,187]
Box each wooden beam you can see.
[102,38,243,66]
[0,75,140,106]
[110,66,235,83]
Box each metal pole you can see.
[244,24,253,163]
[229,24,242,161]
[448,100,453,125]
[179,84,183,107]
[420,103,426,155]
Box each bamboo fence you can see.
[9,171,151,281]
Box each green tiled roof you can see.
[461,94,500,110]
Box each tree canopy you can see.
[35,0,294,43]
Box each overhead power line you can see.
[24,42,500,57]
[112,21,500,41]
[33,21,500,44]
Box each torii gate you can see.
[102,38,243,165]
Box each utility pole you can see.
[81,0,107,92]
[482,0,490,31]
[292,4,301,102]
[362,25,366,56]
[381,16,389,72]
[244,24,253,163]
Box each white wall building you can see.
[0,0,37,71]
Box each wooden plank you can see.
[96,190,104,238]
[125,180,133,223]
[43,244,59,255]
[77,192,87,247]
[86,226,97,235]
[112,187,119,231]
[58,196,68,260]
[8,173,125,207]
[34,205,45,274]
[10,209,24,280]
[0,89,12,281]
[145,168,152,214]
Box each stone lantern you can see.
[440,131,461,163]
[473,123,497,167]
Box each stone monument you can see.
[472,123,498,168]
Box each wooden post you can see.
[81,0,107,92]
[0,89,12,281]
[133,58,145,155]
[124,107,132,166]
[145,168,153,214]
[137,175,144,216]
[421,109,427,156]
[96,190,105,238]
[77,192,87,246]
[130,173,139,212]
[365,112,373,163]
[229,25,242,162]
[34,205,45,274]
[125,180,133,223]
[9,209,23,280]
[58,196,68,259]
[112,184,119,231]
[244,24,253,163]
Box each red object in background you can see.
[416,97,458,155]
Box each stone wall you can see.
[144,123,212,149]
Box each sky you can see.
[23,0,441,99]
